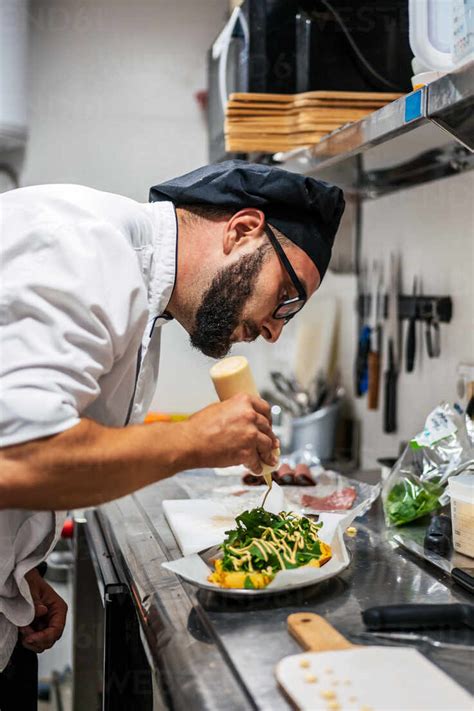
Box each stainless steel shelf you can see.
[274,61,474,198]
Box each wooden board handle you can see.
[288,613,354,652]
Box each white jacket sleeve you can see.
[0,218,148,447]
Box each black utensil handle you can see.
[424,514,452,556]
[452,568,474,596]
[383,367,398,433]
[362,604,474,630]
[432,320,441,357]
[466,395,474,420]
[426,320,435,358]
[406,317,416,372]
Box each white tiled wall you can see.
[22,0,228,198]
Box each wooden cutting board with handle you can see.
[275,613,472,710]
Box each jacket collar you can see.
[145,200,178,330]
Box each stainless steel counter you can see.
[96,469,474,710]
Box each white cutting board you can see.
[276,614,472,711]
[163,486,284,556]
[162,500,234,556]
[276,648,472,710]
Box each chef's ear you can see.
[222,208,265,255]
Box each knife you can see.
[383,254,400,433]
[405,276,417,373]
[368,260,383,410]
[393,534,474,595]
[362,603,474,630]
[352,630,474,651]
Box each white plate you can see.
[162,506,363,597]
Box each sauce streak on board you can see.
[211,515,235,527]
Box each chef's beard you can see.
[190,245,269,359]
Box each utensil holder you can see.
[290,400,341,461]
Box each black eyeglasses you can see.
[264,225,307,322]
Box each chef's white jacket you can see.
[0,184,177,669]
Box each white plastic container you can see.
[448,473,474,558]
[411,69,447,89]
[409,0,474,73]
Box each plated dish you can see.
[208,507,332,590]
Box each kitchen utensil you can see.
[275,613,472,710]
[311,368,343,412]
[426,298,441,358]
[406,275,418,372]
[393,534,474,595]
[290,400,341,461]
[309,375,328,412]
[362,603,474,630]
[367,336,381,408]
[466,378,474,419]
[261,387,301,418]
[354,263,369,397]
[383,253,400,433]
[351,630,474,652]
[368,260,383,409]
[424,513,452,556]
[271,371,310,416]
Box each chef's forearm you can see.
[0,418,198,510]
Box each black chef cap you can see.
[149,160,345,282]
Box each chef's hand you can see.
[19,568,68,653]
[187,393,279,474]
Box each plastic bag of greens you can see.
[383,403,474,527]
[384,476,444,527]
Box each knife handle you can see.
[355,326,371,396]
[367,350,380,410]
[406,317,416,372]
[424,514,452,556]
[383,367,398,433]
[362,604,474,630]
[452,568,474,595]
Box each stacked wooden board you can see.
[225,91,402,153]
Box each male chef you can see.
[0,160,344,706]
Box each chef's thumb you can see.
[34,602,48,618]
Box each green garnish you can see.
[244,575,255,589]
[220,507,325,576]
[385,478,443,526]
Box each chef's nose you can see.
[261,318,285,343]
